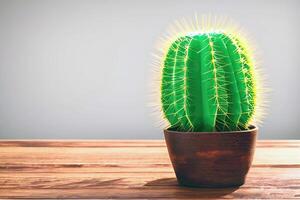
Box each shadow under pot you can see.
[164,125,257,188]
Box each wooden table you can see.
[0,140,299,199]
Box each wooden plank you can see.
[0,140,165,147]
[1,168,299,189]
[0,146,299,166]
[1,164,300,173]
[0,188,299,199]
[0,140,299,147]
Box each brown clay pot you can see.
[164,125,257,188]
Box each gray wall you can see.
[0,0,299,139]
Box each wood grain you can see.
[0,140,299,199]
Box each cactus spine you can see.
[161,32,256,132]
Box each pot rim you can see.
[164,124,257,135]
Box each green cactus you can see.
[161,32,256,132]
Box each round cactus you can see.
[161,32,256,132]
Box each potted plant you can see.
[159,18,262,187]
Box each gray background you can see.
[0,0,299,139]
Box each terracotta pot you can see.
[164,125,257,188]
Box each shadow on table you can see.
[145,178,240,199]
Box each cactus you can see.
[161,32,256,132]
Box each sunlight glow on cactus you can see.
[153,15,266,132]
